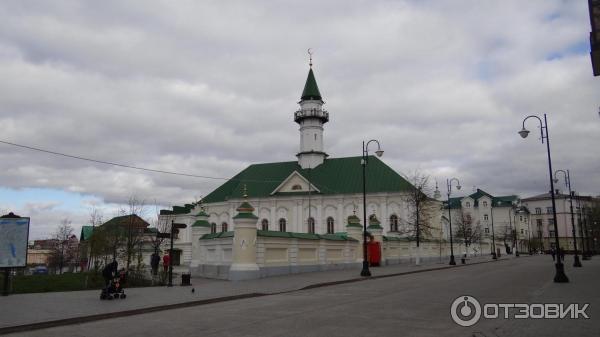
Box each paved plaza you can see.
[1,255,598,336]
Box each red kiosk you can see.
[367,236,381,266]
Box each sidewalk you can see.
[0,254,514,333]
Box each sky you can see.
[0,0,598,240]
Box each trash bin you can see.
[181,273,191,286]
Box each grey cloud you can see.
[0,0,598,239]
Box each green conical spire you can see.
[301,68,322,100]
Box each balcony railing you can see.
[294,109,329,122]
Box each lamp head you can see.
[375,150,384,157]
[518,128,530,139]
[553,178,559,184]
[456,184,461,190]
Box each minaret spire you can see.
[294,51,329,169]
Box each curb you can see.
[0,256,516,335]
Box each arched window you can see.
[327,217,334,234]
[261,219,269,231]
[466,202,471,208]
[221,222,228,232]
[466,214,472,223]
[291,184,302,191]
[482,201,488,207]
[484,214,489,221]
[279,218,287,232]
[389,214,399,232]
[308,217,315,234]
[210,222,217,234]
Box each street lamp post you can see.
[554,169,582,267]
[508,205,519,257]
[518,113,569,283]
[576,193,591,260]
[168,221,187,287]
[491,202,497,259]
[446,178,461,265]
[361,140,384,277]
[509,206,519,257]
[526,210,532,255]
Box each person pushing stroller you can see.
[100,260,127,300]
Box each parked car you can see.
[32,266,48,275]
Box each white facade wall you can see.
[523,194,593,251]
[162,192,444,267]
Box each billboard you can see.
[0,217,30,268]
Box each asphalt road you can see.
[5,256,599,337]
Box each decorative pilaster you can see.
[346,211,363,262]
[190,208,211,267]
[229,196,260,281]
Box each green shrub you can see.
[0,271,153,294]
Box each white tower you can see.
[295,57,329,169]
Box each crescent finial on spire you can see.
[308,48,313,68]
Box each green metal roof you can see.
[160,204,195,215]
[301,68,322,100]
[202,156,413,203]
[200,231,234,240]
[80,226,94,241]
[444,189,519,209]
[192,220,211,227]
[102,214,150,228]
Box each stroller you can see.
[100,270,127,300]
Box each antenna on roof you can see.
[308,48,313,68]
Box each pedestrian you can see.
[150,252,160,275]
[163,252,170,273]
[102,259,118,286]
[550,248,556,261]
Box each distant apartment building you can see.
[445,189,531,255]
[522,192,595,253]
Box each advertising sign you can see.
[0,217,30,268]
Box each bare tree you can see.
[587,198,600,253]
[454,210,482,257]
[49,219,75,274]
[86,207,104,270]
[401,172,437,265]
[121,196,147,271]
[149,202,170,256]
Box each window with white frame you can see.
[389,214,399,232]
[307,217,315,234]
[326,217,334,234]
[279,218,287,232]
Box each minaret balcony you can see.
[294,109,329,123]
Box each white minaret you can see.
[295,53,328,169]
